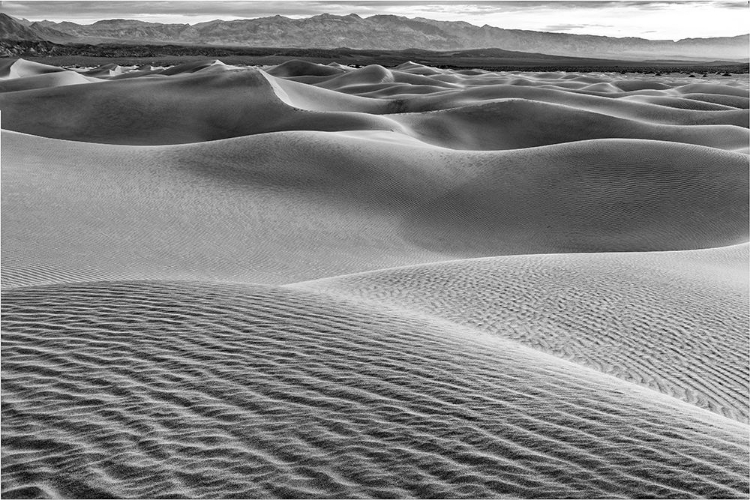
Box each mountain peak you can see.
[0,12,46,41]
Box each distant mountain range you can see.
[2,12,747,61]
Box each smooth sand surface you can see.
[2,58,748,498]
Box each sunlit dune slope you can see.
[0,70,94,92]
[3,281,748,498]
[3,130,746,289]
[291,244,750,422]
[0,58,68,78]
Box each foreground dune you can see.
[2,281,747,498]
[292,244,749,422]
[2,58,748,498]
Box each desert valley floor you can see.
[1,58,749,498]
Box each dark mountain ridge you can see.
[0,13,74,43]
[1,12,45,41]
[2,12,747,61]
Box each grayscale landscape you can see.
[1,1,749,498]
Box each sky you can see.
[2,1,749,40]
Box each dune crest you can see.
[291,243,750,422]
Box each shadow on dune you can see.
[400,139,749,255]
[0,67,403,145]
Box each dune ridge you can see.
[290,244,750,422]
[2,58,748,498]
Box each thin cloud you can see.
[544,23,587,31]
[4,0,739,20]
[716,0,750,7]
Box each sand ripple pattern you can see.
[3,281,749,498]
[293,246,750,423]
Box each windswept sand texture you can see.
[2,58,749,498]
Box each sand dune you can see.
[400,85,750,127]
[682,92,750,109]
[675,82,750,97]
[2,59,748,145]
[0,68,409,144]
[3,130,746,288]
[3,281,748,498]
[266,73,391,113]
[292,244,749,422]
[316,64,462,91]
[267,59,349,77]
[620,94,739,111]
[0,70,94,92]
[2,58,748,498]
[391,99,750,150]
[81,62,125,77]
[0,58,67,78]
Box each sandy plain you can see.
[1,57,748,498]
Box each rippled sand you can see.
[2,58,748,498]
